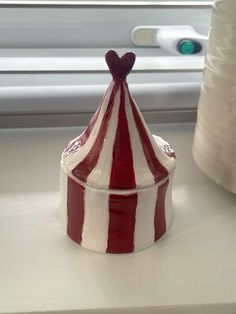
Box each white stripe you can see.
[134,185,157,251]
[127,88,175,173]
[59,168,68,230]
[81,187,109,253]
[62,81,115,173]
[153,135,176,173]
[86,87,120,189]
[124,84,155,187]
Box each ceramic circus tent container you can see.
[60,50,176,253]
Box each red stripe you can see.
[79,106,101,146]
[78,82,114,146]
[109,83,136,189]
[106,193,137,253]
[154,180,169,241]
[63,93,104,158]
[67,176,85,244]
[72,84,118,182]
[125,83,168,182]
[64,83,114,158]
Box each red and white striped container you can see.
[60,50,176,253]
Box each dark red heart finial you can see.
[105,50,136,81]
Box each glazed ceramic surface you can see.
[60,50,176,253]
[193,0,236,194]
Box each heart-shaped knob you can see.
[105,50,136,81]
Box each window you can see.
[0,1,213,127]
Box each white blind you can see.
[0,0,212,126]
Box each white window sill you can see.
[0,123,236,314]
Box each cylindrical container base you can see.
[60,169,174,254]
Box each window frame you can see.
[0,0,213,127]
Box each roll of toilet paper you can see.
[193,0,236,193]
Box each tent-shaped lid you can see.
[61,50,176,190]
